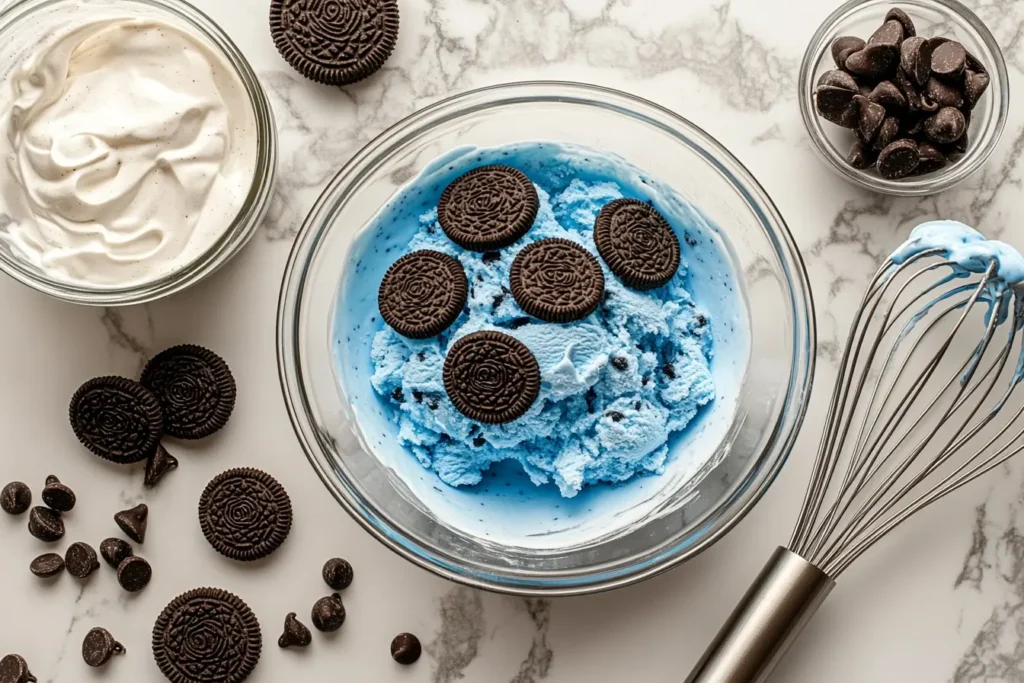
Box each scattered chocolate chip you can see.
[663,363,676,379]
[391,633,422,665]
[857,97,887,143]
[82,627,125,667]
[69,376,164,464]
[0,654,35,683]
[28,506,64,542]
[323,558,354,591]
[925,77,963,108]
[443,331,541,424]
[898,36,931,88]
[964,69,991,109]
[114,504,148,544]
[438,165,539,251]
[885,8,916,38]
[41,476,75,513]
[1,482,31,515]
[867,80,905,110]
[378,250,469,339]
[872,116,901,152]
[199,468,293,562]
[100,538,133,568]
[845,44,898,80]
[817,69,859,91]
[831,35,866,68]
[847,141,874,169]
[29,553,65,578]
[278,613,312,649]
[877,139,921,179]
[481,251,501,263]
[141,345,237,440]
[931,40,967,82]
[311,594,346,632]
[868,20,904,48]
[607,411,625,422]
[915,142,947,174]
[610,356,629,371]
[594,199,681,290]
[924,107,967,144]
[814,86,859,127]
[65,542,100,579]
[144,444,178,488]
[153,587,261,683]
[116,556,152,592]
[510,238,605,323]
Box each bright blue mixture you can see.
[369,156,716,498]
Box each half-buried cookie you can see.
[509,238,604,323]
[438,166,538,251]
[443,331,540,424]
[594,199,681,290]
[379,250,468,339]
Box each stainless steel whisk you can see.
[685,247,1024,683]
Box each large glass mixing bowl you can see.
[278,82,816,596]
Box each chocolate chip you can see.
[508,316,532,330]
[0,654,36,683]
[41,476,75,513]
[964,69,991,109]
[877,139,920,179]
[311,594,346,632]
[28,506,64,542]
[885,8,916,38]
[481,251,501,263]
[116,555,152,592]
[831,36,866,69]
[144,444,178,488]
[814,86,859,127]
[915,142,947,174]
[873,116,901,152]
[903,114,925,137]
[472,435,486,447]
[924,107,966,144]
[896,67,924,112]
[29,553,65,578]
[931,41,967,82]
[1,482,31,515]
[942,130,969,158]
[322,557,354,591]
[857,96,887,143]
[867,80,906,111]
[868,20,904,48]
[817,69,859,91]
[65,542,100,578]
[925,77,963,108]
[845,44,898,80]
[607,411,625,422]
[918,91,940,113]
[82,627,124,667]
[966,50,988,75]
[100,538,133,568]
[610,356,629,371]
[278,613,312,649]
[899,37,932,88]
[114,504,148,544]
[391,633,422,665]
[847,141,874,169]
[390,387,405,403]
[663,363,676,379]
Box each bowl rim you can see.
[798,0,1009,196]
[0,0,278,306]
[277,80,817,596]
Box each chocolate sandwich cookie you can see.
[378,250,468,339]
[141,345,236,440]
[153,587,261,683]
[270,0,399,86]
[199,468,292,562]
[509,238,605,323]
[443,331,540,424]
[438,166,539,251]
[594,199,681,290]
[70,377,163,464]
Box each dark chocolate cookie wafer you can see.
[378,251,468,339]
[509,238,604,323]
[594,199,681,290]
[153,587,261,683]
[69,377,163,464]
[141,345,236,440]
[443,331,540,424]
[270,0,400,86]
[438,166,539,251]
[199,468,292,562]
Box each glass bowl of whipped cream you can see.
[279,82,816,596]
[0,0,277,305]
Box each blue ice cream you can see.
[367,146,715,498]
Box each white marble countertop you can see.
[2,0,1023,681]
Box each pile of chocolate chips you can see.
[814,8,990,179]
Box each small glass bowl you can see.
[799,0,1008,196]
[278,82,817,596]
[0,0,277,305]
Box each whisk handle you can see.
[683,547,834,683]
